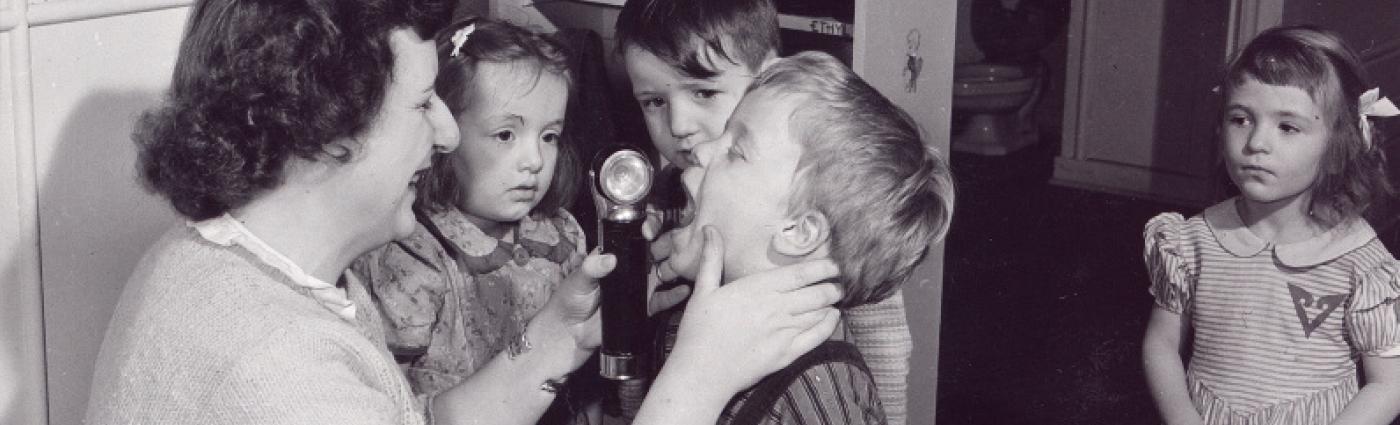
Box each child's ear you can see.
[773,209,830,257]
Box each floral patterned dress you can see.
[354,207,585,396]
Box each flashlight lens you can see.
[601,152,652,204]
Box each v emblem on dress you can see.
[1287,283,1347,338]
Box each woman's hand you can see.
[643,210,697,316]
[666,226,843,393]
[433,251,614,425]
[631,226,842,425]
[532,250,615,368]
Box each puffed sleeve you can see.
[556,209,587,275]
[352,234,450,358]
[1143,213,1196,314]
[1348,260,1400,357]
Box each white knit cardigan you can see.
[85,224,424,424]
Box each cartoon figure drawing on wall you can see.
[905,29,923,93]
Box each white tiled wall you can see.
[2,2,48,425]
[1,2,189,424]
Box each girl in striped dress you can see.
[1142,26,1400,425]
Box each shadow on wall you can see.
[37,89,177,424]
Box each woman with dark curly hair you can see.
[84,0,843,424]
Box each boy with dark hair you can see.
[615,0,779,170]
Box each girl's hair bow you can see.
[449,23,476,58]
[1360,87,1399,148]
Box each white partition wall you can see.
[852,3,955,424]
[1,2,190,424]
[2,0,48,423]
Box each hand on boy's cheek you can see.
[670,226,844,393]
[647,268,691,316]
[642,211,680,282]
[643,209,699,315]
[663,224,705,282]
[642,206,702,284]
[665,164,704,280]
[645,226,703,315]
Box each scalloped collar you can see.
[1203,198,1377,268]
[405,207,577,276]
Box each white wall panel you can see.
[854,2,955,423]
[3,0,49,423]
[29,6,187,424]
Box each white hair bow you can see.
[1360,88,1399,148]
[449,23,476,58]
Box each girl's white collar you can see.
[1203,198,1377,268]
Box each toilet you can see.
[951,0,1063,155]
[952,64,1040,155]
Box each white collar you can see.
[190,213,357,322]
[1203,198,1377,268]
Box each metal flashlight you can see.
[590,145,654,380]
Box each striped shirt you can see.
[718,340,886,425]
[641,293,910,424]
[1145,199,1400,424]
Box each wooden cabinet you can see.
[1052,0,1231,206]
